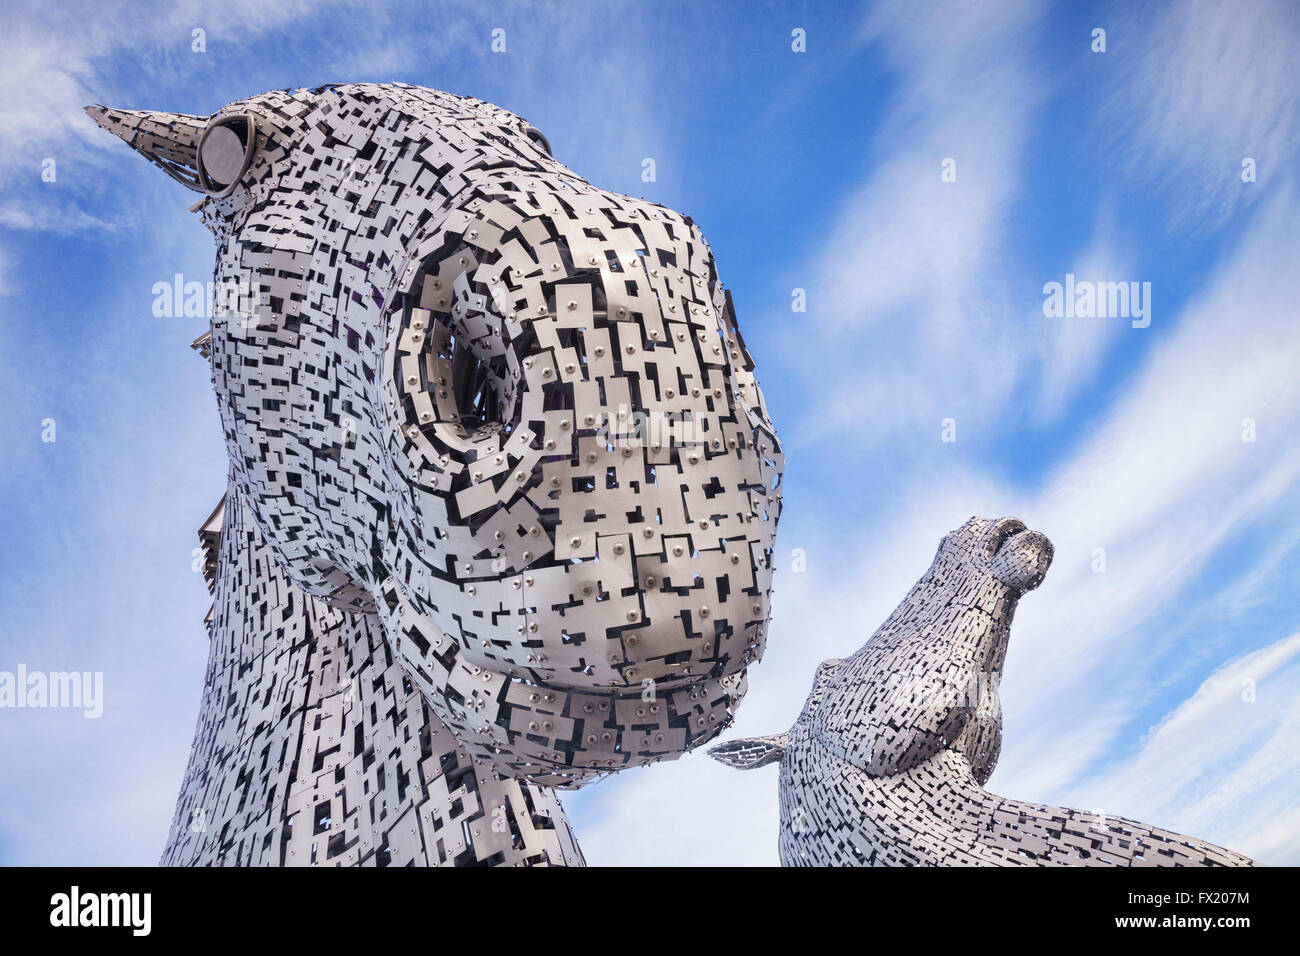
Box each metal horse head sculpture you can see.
[91,83,782,864]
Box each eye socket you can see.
[197,114,257,197]
[523,124,551,157]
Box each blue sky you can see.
[1,0,1298,866]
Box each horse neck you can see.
[160,486,583,867]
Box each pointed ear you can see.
[708,733,788,770]
[85,106,208,192]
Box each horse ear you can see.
[708,733,788,770]
[85,106,208,192]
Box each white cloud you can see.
[1030,210,1129,420]
[0,1,337,174]
[1212,516,1300,618]
[1106,0,1300,227]
[767,0,1053,454]
[1056,632,1300,865]
[994,187,1300,800]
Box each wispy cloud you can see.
[1028,209,1129,420]
[752,0,1069,467]
[1058,631,1300,865]
[992,186,1300,804]
[1106,0,1300,227]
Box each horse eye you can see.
[197,114,257,197]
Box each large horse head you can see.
[90,83,783,786]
